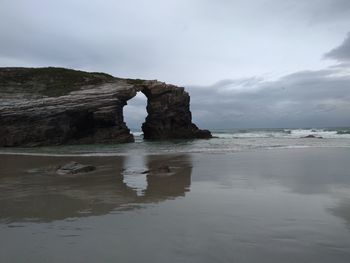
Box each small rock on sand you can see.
[56,161,96,175]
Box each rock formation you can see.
[140,81,212,140]
[301,135,323,139]
[0,67,211,146]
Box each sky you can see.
[1,0,350,128]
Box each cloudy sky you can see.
[1,0,350,128]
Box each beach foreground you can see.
[1,148,350,262]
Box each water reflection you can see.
[0,154,192,223]
[194,148,350,196]
[189,148,350,232]
[329,198,350,229]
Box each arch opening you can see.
[123,91,148,141]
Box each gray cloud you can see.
[187,67,350,128]
[197,0,350,23]
[325,33,350,62]
[1,0,350,84]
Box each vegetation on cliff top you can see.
[0,67,116,97]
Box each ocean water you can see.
[1,127,350,156]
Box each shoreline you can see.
[0,144,349,157]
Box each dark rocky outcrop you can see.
[140,81,212,140]
[0,67,211,146]
[301,135,323,139]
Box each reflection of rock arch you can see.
[143,155,192,201]
[0,154,192,223]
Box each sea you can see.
[1,127,350,156]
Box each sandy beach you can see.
[1,147,350,262]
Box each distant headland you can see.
[0,67,211,147]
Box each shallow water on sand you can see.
[1,148,350,262]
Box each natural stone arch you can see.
[0,67,211,146]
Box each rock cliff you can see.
[0,67,211,146]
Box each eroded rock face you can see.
[140,81,212,140]
[0,67,211,146]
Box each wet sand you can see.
[1,148,350,262]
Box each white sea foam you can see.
[214,128,350,139]
[131,131,144,137]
